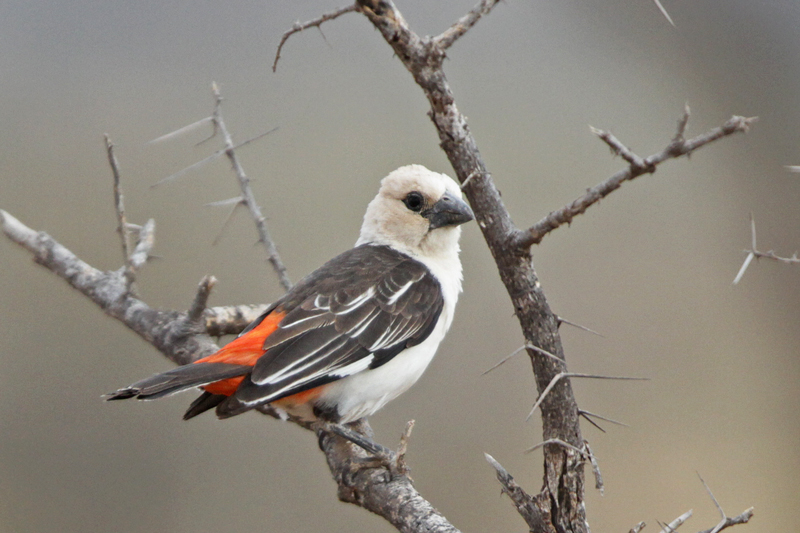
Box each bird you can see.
[107,164,473,424]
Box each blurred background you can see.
[1,1,798,531]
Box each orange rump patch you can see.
[194,310,286,396]
[272,385,326,408]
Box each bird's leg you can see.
[314,419,410,478]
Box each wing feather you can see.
[232,244,444,409]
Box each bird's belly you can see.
[313,321,447,423]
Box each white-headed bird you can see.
[108,165,473,424]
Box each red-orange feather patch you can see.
[194,310,285,396]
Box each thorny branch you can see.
[150,84,291,292]
[519,110,756,248]
[209,83,293,292]
[272,3,359,72]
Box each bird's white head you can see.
[356,165,474,260]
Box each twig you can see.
[733,212,799,284]
[527,373,648,421]
[695,473,754,533]
[519,112,756,248]
[210,83,292,292]
[433,0,503,50]
[484,453,548,532]
[105,135,134,289]
[188,275,217,324]
[272,4,359,72]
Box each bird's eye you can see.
[403,191,424,212]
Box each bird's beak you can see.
[423,192,475,230]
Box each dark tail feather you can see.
[215,394,257,419]
[105,362,251,401]
[183,391,226,420]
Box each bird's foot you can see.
[317,420,413,479]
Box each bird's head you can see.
[357,165,474,258]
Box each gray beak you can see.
[423,192,475,230]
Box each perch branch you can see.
[519,112,756,248]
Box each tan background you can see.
[1,1,798,532]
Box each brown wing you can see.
[217,244,443,416]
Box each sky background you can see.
[1,1,799,532]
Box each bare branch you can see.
[210,83,293,291]
[520,113,756,248]
[105,135,134,289]
[272,4,359,72]
[0,210,215,366]
[433,0,503,50]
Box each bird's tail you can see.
[106,362,251,403]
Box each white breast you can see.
[315,312,449,423]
